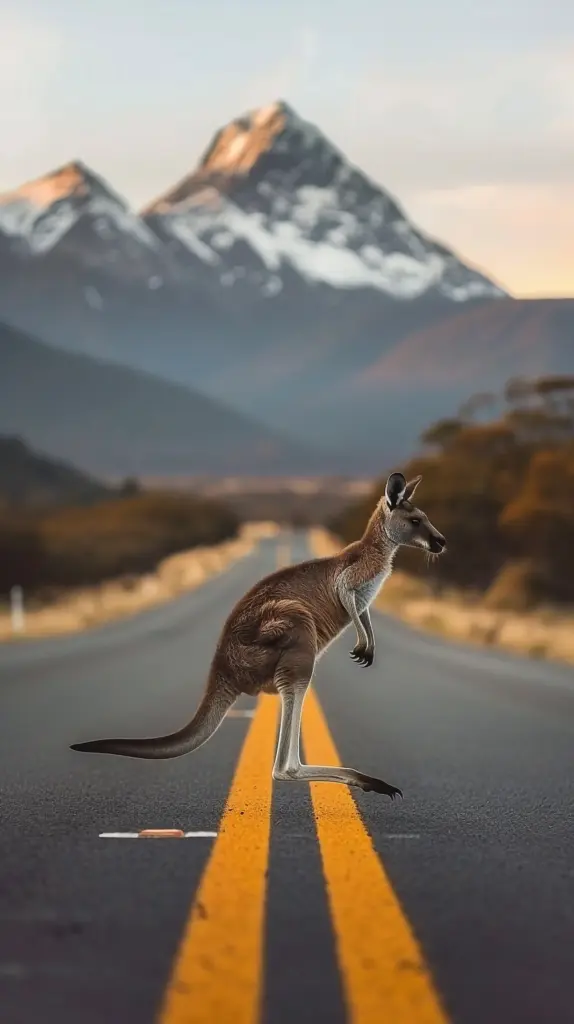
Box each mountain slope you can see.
[144,101,505,305]
[0,435,110,507]
[0,320,331,476]
[0,161,227,387]
[357,298,574,386]
[0,102,570,471]
[0,161,167,273]
[0,102,504,409]
[334,297,574,465]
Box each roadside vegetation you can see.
[0,489,239,598]
[328,375,574,664]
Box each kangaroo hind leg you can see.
[271,649,402,800]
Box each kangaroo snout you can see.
[429,533,446,554]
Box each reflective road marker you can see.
[99,831,218,839]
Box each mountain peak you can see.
[143,103,505,303]
[0,161,158,259]
[0,160,112,209]
[0,102,506,305]
[198,100,287,176]
[197,99,314,176]
[144,100,326,214]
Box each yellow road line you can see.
[302,689,450,1024]
[157,693,279,1024]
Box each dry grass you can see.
[308,528,574,668]
[0,521,279,642]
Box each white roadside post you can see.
[10,585,25,635]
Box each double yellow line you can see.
[158,537,449,1024]
[158,692,278,1023]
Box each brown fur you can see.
[71,471,445,796]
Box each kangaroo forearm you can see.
[359,609,374,650]
[338,588,369,646]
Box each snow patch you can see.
[212,206,281,271]
[166,217,220,264]
[0,191,158,255]
[0,198,77,252]
[325,226,348,246]
[441,278,503,301]
[210,202,445,295]
[393,219,430,260]
[292,186,338,229]
[88,197,158,247]
[211,230,235,250]
[159,195,500,300]
[273,196,290,216]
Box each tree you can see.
[330,375,574,605]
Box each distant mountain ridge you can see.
[0,434,110,508]
[0,103,503,304]
[0,161,157,258]
[0,100,571,472]
[142,101,504,304]
[0,319,336,476]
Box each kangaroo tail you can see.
[70,678,236,760]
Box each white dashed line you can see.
[99,831,218,839]
[384,833,421,840]
[99,833,141,839]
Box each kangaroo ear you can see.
[385,472,406,510]
[402,475,423,502]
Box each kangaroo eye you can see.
[410,517,421,527]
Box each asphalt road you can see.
[1,532,573,1024]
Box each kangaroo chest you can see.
[354,570,389,611]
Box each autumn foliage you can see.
[331,376,574,608]
[0,491,238,597]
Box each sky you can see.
[1,0,573,298]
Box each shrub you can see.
[0,514,46,593]
[0,490,238,596]
[330,375,574,607]
[483,560,546,612]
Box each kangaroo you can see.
[71,471,446,798]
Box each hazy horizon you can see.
[2,0,573,300]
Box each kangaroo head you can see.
[382,472,446,554]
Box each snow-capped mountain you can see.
[0,160,212,374]
[143,101,505,304]
[4,100,568,473]
[0,160,179,289]
[0,103,508,423]
[0,101,505,321]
